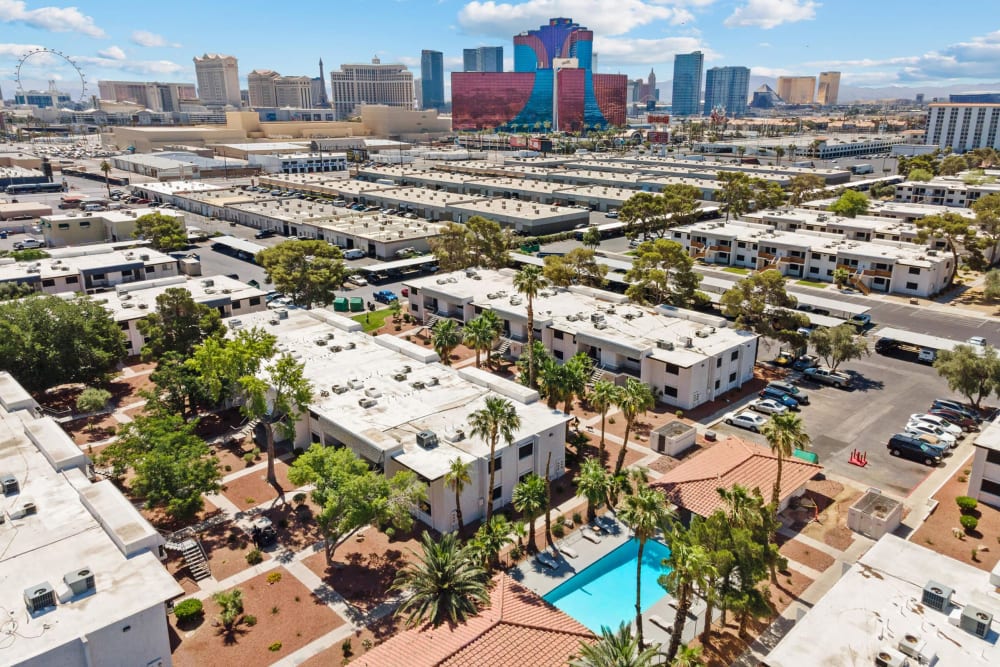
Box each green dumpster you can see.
[333,297,348,312]
[520,242,540,253]
[247,279,260,289]
[793,448,819,464]
[349,297,364,312]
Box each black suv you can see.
[887,433,944,466]
[254,229,276,239]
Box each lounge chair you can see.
[558,544,579,559]
[536,552,559,570]
[581,527,602,544]
[649,614,672,632]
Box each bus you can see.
[5,182,64,195]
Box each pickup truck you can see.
[803,366,852,388]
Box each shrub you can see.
[173,598,203,623]
[268,642,283,652]
[342,638,353,658]
[246,548,263,565]
[224,464,232,472]
[266,571,282,585]
[252,446,261,460]
[552,523,565,538]
[293,492,307,505]
[675,409,684,418]
[956,496,978,513]
[243,452,256,465]
[76,387,111,413]
[385,527,396,539]
[960,515,979,531]
[271,605,280,615]
[244,614,257,626]
[245,497,256,505]
[572,512,582,525]
[362,638,374,650]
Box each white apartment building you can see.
[97,80,197,112]
[670,219,952,297]
[403,269,759,410]
[231,309,570,533]
[925,103,1000,153]
[329,57,414,120]
[801,198,976,223]
[0,371,182,667]
[248,152,348,174]
[40,207,184,246]
[895,175,1000,207]
[968,416,1000,508]
[742,208,923,244]
[193,53,241,108]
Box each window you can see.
[492,454,502,471]
[66,276,78,284]
[553,330,564,340]
[419,498,432,516]
[232,301,241,310]
[826,269,833,277]
[908,267,920,275]
[729,372,737,382]
[714,379,720,390]
[58,223,69,230]
[519,471,532,484]
[906,281,918,290]
[716,358,722,368]
[811,252,821,260]
[986,450,1000,466]
[492,485,503,501]
[249,296,261,306]
[518,442,533,460]
[665,362,679,375]
[736,255,745,262]
[42,279,54,287]
[663,385,677,397]
[731,350,739,361]
[809,266,819,274]
[553,349,563,360]
[79,221,90,228]
[981,478,1000,497]
[147,266,155,273]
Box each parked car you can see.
[967,336,987,347]
[918,348,937,363]
[887,433,944,466]
[850,313,872,328]
[875,338,900,355]
[909,413,962,437]
[748,399,789,415]
[904,421,957,447]
[803,366,852,388]
[12,238,43,250]
[758,387,801,410]
[792,354,820,371]
[927,408,978,431]
[343,249,366,260]
[347,274,368,286]
[373,289,398,304]
[766,381,810,405]
[930,399,980,422]
[254,229,276,239]
[725,411,768,433]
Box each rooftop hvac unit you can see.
[331,384,349,394]
[566,314,578,322]
[139,254,150,261]
[13,499,36,518]
[681,336,693,348]
[315,338,327,346]
[426,376,439,387]
[348,379,364,390]
[874,648,908,667]
[960,605,993,639]
[358,397,378,408]
[657,340,674,351]
[122,302,135,309]
[591,313,605,323]
[329,345,343,352]
[201,279,214,287]
[344,342,356,350]
[897,633,934,664]
[275,308,288,320]
[594,322,607,330]
[63,567,95,597]
[24,583,55,613]
[444,429,465,443]
[410,380,426,390]
[921,581,953,612]
[393,373,407,382]
[365,387,382,398]
[416,430,439,449]
[1,473,18,495]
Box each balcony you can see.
[778,255,805,265]
[690,240,705,250]
[707,245,731,252]
[861,268,892,278]
[758,251,776,260]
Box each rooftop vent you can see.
[444,429,465,443]
[410,380,426,390]
[24,583,55,613]
[63,567,95,597]
[392,373,407,381]
[897,632,934,663]
[364,387,382,398]
[331,384,349,394]
[960,605,993,639]
[344,342,356,350]
[921,581,953,612]
[416,430,439,449]
[1,473,18,495]
[348,379,364,390]
[874,648,907,667]
[656,340,674,351]
[358,397,378,408]
[681,337,693,348]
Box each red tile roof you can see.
[357,574,594,667]
[652,436,822,517]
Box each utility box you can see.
[349,297,364,312]
[650,420,697,457]
[848,489,903,540]
[333,297,348,312]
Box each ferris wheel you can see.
[14,48,88,104]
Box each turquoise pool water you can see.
[543,538,672,633]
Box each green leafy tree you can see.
[432,318,461,365]
[516,341,551,391]
[569,622,660,667]
[751,178,786,210]
[574,457,609,522]
[660,530,715,662]
[256,240,347,307]
[512,474,547,554]
[462,315,497,368]
[671,644,704,667]
[134,212,187,251]
[660,183,704,230]
[624,238,703,308]
[972,192,1000,265]
[561,352,594,414]
[444,457,471,531]
[774,146,785,165]
[828,190,869,218]
[720,270,809,348]
[513,265,547,388]
[984,269,1000,302]
[620,191,668,240]
[940,154,971,176]
[190,327,276,406]
[809,324,869,370]
[933,344,1000,409]
[392,531,489,628]
[466,215,512,269]
[469,396,521,524]
[617,485,673,648]
[76,387,111,413]
[908,167,934,182]
[716,171,753,222]
[613,378,655,477]
[915,212,984,284]
[0,295,126,392]
[99,413,221,521]
[543,248,608,288]
[832,267,851,289]
[239,353,313,486]
[761,412,811,512]
[581,226,602,249]
[136,287,225,361]
[0,281,37,301]
[589,380,622,462]
[429,222,474,271]
[288,445,427,563]
[145,352,209,419]
[787,174,826,205]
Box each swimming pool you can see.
[543,538,672,633]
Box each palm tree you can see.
[660,535,715,663]
[574,456,609,522]
[538,357,569,409]
[512,265,547,388]
[462,315,496,368]
[569,622,659,667]
[213,588,245,640]
[432,318,461,365]
[469,396,521,524]
[774,146,785,166]
[760,412,811,511]
[671,644,704,667]
[469,514,514,571]
[444,457,471,532]
[589,380,621,463]
[617,485,673,649]
[99,160,112,197]
[561,353,593,414]
[392,531,489,628]
[478,309,503,368]
[613,378,655,476]
[512,474,547,554]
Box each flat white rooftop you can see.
[97,274,266,322]
[134,180,227,196]
[446,199,584,221]
[767,534,1000,667]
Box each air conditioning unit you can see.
[319,390,330,397]
[921,581,953,612]
[874,648,909,667]
[315,338,327,346]
[358,397,378,408]
[657,340,674,351]
[410,380,426,390]
[331,384,348,394]
[12,499,36,518]
[594,322,607,330]
[344,342,356,350]
[329,345,342,352]
[444,429,465,443]
[24,582,55,613]
[416,430,439,449]
[1,474,18,495]
[681,336,693,348]
[204,288,215,294]
[63,567,95,597]
[392,373,407,382]
[348,379,364,390]
[365,387,382,398]
[960,604,993,639]
[897,633,934,664]
[590,313,605,323]
[695,328,710,338]
[426,376,439,386]
[201,279,214,287]
[122,302,135,309]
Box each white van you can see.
[343,249,366,260]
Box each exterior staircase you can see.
[424,313,440,328]
[495,338,512,357]
[589,366,606,385]
[165,538,212,581]
[850,274,871,295]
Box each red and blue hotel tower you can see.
[451,18,627,132]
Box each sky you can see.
[1,0,999,102]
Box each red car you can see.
[401,287,409,297]
[928,409,977,432]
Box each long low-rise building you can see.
[895,175,1000,207]
[247,152,348,174]
[403,269,759,410]
[0,371,182,667]
[40,208,184,247]
[800,197,976,223]
[670,219,952,297]
[231,308,570,533]
[593,154,851,184]
[446,198,589,234]
[742,207,923,244]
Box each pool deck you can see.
[509,513,711,647]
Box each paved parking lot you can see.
[711,346,966,497]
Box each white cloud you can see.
[758,42,771,48]
[130,30,180,48]
[724,0,818,30]
[593,35,717,66]
[72,55,186,76]
[0,0,104,38]
[747,65,794,78]
[458,0,690,38]
[0,42,46,60]
[97,45,126,60]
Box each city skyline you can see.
[0,0,999,102]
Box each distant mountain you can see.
[654,77,1000,106]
